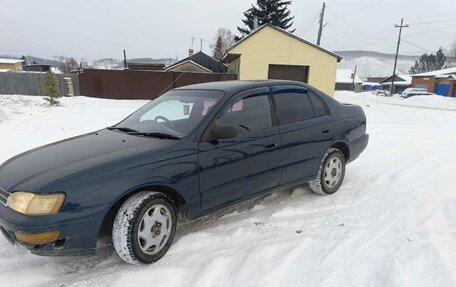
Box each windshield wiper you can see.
[107,126,138,133]
[128,132,181,140]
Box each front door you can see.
[198,87,282,211]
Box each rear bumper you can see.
[0,203,109,256]
[348,134,369,163]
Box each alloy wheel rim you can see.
[323,157,342,189]
[137,204,172,255]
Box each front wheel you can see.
[309,148,346,195]
[113,191,177,265]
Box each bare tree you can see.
[447,40,456,67]
[210,28,235,60]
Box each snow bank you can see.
[1,93,456,287]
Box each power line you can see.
[402,39,433,53]
[342,0,386,17]
[408,18,456,25]
[325,5,389,42]
[407,12,456,19]
[295,13,320,35]
[297,14,320,36]
[405,23,456,38]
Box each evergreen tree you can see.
[236,0,295,41]
[210,28,235,60]
[41,71,61,106]
[409,48,446,74]
[213,36,224,60]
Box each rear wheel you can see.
[113,191,177,265]
[309,148,346,195]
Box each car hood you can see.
[0,129,180,192]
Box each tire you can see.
[113,191,177,265]
[309,148,346,195]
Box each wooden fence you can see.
[79,69,237,100]
[0,72,79,96]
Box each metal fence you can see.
[0,72,79,96]
[79,69,237,100]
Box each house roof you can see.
[0,58,24,64]
[336,69,362,84]
[222,23,342,62]
[380,74,412,86]
[412,67,456,77]
[167,51,227,73]
[165,60,213,73]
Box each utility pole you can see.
[123,49,127,69]
[317,2,326,46]
[200,38,203,52]
[352,65,357,91]
[390,18,409,94]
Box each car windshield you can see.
[114,89,224,138]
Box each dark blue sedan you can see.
[0,80,368,265]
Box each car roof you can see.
[173,80,310,95]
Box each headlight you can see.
[7,192,65,215]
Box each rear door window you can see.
[272,87,314,125]
[308,91,329,117]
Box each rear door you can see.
[198,88,282,210]
[272,85,334,184]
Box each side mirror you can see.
[211,125,237,140]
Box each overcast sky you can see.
[1,0,455,60]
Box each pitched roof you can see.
[167,51,227,73]
[380,74,412,85]
[0,58,24,64]
[165,60,213,73]
[412,66,456,77]
[223,24,342,62]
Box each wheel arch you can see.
[98,184,188,238]
[330,141,350,162]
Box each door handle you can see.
[321,129,330,134]
[265,143,277,149]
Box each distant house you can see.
[335,69,362,91]
[22,64,53,72]
[411,67,456,97]
[166,50,227,73]
[380,74,412,94]
[0,58,24,72]
[222,24,342,95]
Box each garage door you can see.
[435,84,450,96]
[268,65,309,83]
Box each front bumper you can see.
[0,203,110,256]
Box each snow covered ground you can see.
[1,92,456,287]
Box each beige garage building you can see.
[223,24,342,95]
[0,58,24,72]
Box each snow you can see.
[1,92,456,287]
[337,55,416,79]
[336,69,362,84]
[0,58,24,64]
[412,66,456,77]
